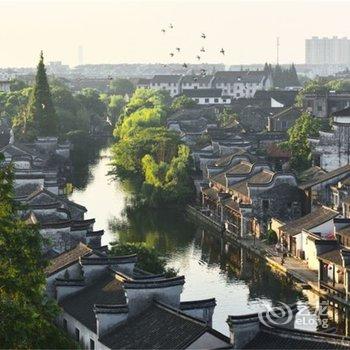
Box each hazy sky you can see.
[1,0,350,67]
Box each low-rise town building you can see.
[46,245,231,349]
[309,107,350,171]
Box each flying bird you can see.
[169,23,174,29]
[176,47,181,52]
[161,29,166,33]
[194,77,198,82]
[201,33,206,39]
[196,55,201,60]
[182,63,188,68]
[200,47,206,53]
[220,48,225,55]
[169,52,174,57]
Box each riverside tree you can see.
[111,88,194,207]
[14,52,58,139]
[283,112,321,171]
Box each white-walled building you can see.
[181,75,214,90]
[309,107,350,171]
[305,36,350,65]
[212,70,272,99]
[48,249,231,350]
[148,75,182,97]
[180,88,231,105]
[136,70,272,99]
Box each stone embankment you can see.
[186,205,348,308]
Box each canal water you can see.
[69,147,346,336]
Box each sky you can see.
[1,0,350,67]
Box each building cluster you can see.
[305,36,350,65]
[157,70,350,312]
[136,69,273,99]
[0,133,234,348]
[0,135,104,254]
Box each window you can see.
[214,98,219,103]
[205,98,209,103]
[63,319,68,332]
[236,93,240,97]
[194,86,198,89]
[317,105,323,112]
[223,99,227,103]
[90,339,95,350]
[195,98,199,102]
[75,328,80,342]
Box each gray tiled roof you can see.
[60,273,126,332]
[229,170,275,197]
[150,75,182,84]
[299,164,350,190]
[45,242,92,276]
[244,325,350,349]
[100,302,230,349]
[181,75,213,84]
[181,89,223,98]
[280,206,339,236]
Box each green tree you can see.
[218,108,238,127]
[18,51,58,139]
[111,127,180,178]
[111,88,194,207]
[284,113,321,171]
[0,154,75,348]
[109,78,135,96]
[171,95,197,111]
[75,88,107,134]
[109,242,177,276]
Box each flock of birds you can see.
[160,23,226,76]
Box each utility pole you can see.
[276,37,280,65]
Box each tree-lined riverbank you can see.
[68,145,346,336]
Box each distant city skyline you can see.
[2,1,350,68]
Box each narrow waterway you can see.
[69,147,347,336]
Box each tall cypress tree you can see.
[24,51,58,138]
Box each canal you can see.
[69,146,347,336]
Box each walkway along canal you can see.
[69,146,350,336]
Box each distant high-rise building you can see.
[78,45,84,66]
[305,36,350,65]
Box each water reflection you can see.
[69,145,350,336]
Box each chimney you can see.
[123,276,185,317]
[55,278,85,302]
[227,314,260,349]
[94,304,128,337]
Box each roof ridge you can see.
[154,300,207,326]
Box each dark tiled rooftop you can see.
[60,272,126,332]
[318,248,343,266]
[299,165,350,190]
[280,206,339,236]
[181,89,223,98]
[100,302,226,349]
[45,242,92,276]
[230,170,275,197]
[244,326,350,349]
